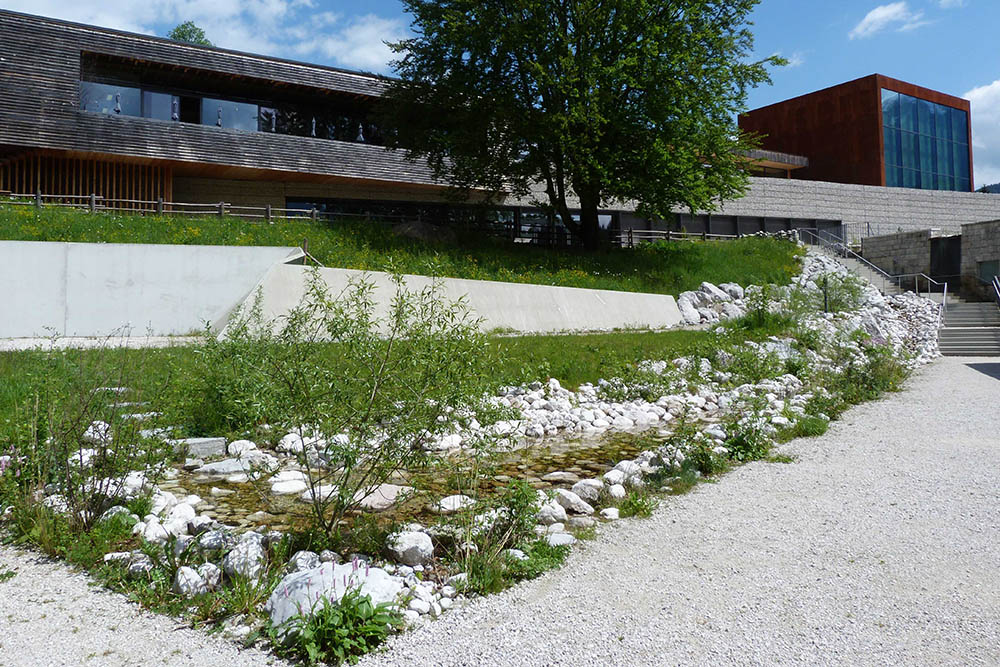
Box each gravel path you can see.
[0,550,286,666]
[2,357,998,666]
[361,356,1000,666]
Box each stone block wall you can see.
[861,230,934,277]
[960,220,1000,297]
[706,178,1000,239]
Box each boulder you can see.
[387,531,434,566]
[173,437,226,458]
[227,439,258,457]
[198,562,222,590]
[173,566,208,597]
[571,479,603,503]
[266,563,404,635]
[699,281,731,302]
[222,537,267,580]
[535,500,567,525]
[600,507,620,521]
[554,489,594,515]
[356,484,412,511]
[288,550,322,572]
[429,494,475,515]
[540,471,580,483]
[546,532,577,547]
[677,295,702,325]
[719,282,745,300]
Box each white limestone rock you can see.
[571,479,604,503]
[429,494,475,515]
[222,537,267,580]
[266,563,404,636]
[387,531,434,566]
[535,499,568,525]
[554,488,594,515]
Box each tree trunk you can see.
[577,189,602,251]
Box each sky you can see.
[2,0,999,186]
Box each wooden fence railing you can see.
[618,228,741,248]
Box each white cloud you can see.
[0,0,405,72]
[965,80,1000,188]
[292,14,409,72]
[848,2,929,39]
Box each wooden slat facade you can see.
[0,151,171,206]
[0,9,444,194]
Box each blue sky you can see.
[3,0,999,185]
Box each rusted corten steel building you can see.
[739,74,974,192]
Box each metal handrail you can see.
[798,227,949,324]
[992,276,1000,310]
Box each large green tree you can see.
[167,21,213,47]
[384,0,782,248]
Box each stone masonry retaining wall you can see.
[861,230,935,277]
[960,219,1000,296]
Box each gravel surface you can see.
[0,549,286,667]
[361,356,1000,666]
[1,357,997,666]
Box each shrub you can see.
[272,586,402,665]
[1,337,171,532]
[617,490,659,518]
[187,270,503,540]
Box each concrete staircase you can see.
[832,255,903,296]
[939,299,1000,356]
[811,243,1000,356]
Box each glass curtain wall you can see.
[882,89,971,191]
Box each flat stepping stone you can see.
[355,484,413,511]
[541,471,581,483]
[429,494,475,515]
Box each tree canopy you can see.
[167,21,213,47]
[384,0,782,248]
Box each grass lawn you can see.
[0,328,726,441]
[0,203,801,296]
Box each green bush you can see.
[188,271,503,539]
[272,587,402,665]
[617,489,659,518]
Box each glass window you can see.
[881,89,899,128]
[885,165,902,187]
[936,139,952,176]
[950,107,968,144]
[900,131,918,169]
[902,168,920,189]
[899,94,917,132]
[937,174,953,191]
[79,81,141,116]
[918,135,934,173]
[933,105,951,141]
[142,91,178,121]
[953,143,970,180]
[201,98,259,132]
[917,99,934,135]
[883,127,900,167]
[957,177,971,192]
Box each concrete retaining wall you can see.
[243,265,683,335]
[861,230,934,276]
[960,219,1000,296]
[0,241,303,338]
